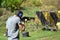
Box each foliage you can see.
[1,0,23,10]
[40,0,60,10]
[1,0,60,11]
[33,0,41,6]
[0,8,3,16]
[0,0,2,7]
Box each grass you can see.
[0,7,60,40]
[20,30,60,40]
[0,20,60,40]
[1,27,60,40]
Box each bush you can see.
[33,0,41,6]
[1,0,23,10]
[0,8,3,16]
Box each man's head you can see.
[15,10,23,18]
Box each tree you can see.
[0,0,2,7]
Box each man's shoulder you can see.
[12,15,20,22]
[14,15,20,19]
[7,15,20,21]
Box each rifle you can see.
[21,17,35,22]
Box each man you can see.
[6,10,24,40]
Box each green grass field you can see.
[0,7,60,40]
[20,30,60,40]
[0,21,60,40]
[0,27,60,40]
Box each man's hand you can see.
[19,22,25,31]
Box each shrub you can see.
[0,8,3,16]
[33,0,41,6]
[1,0,23,10]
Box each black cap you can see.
[15,10,23,18]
